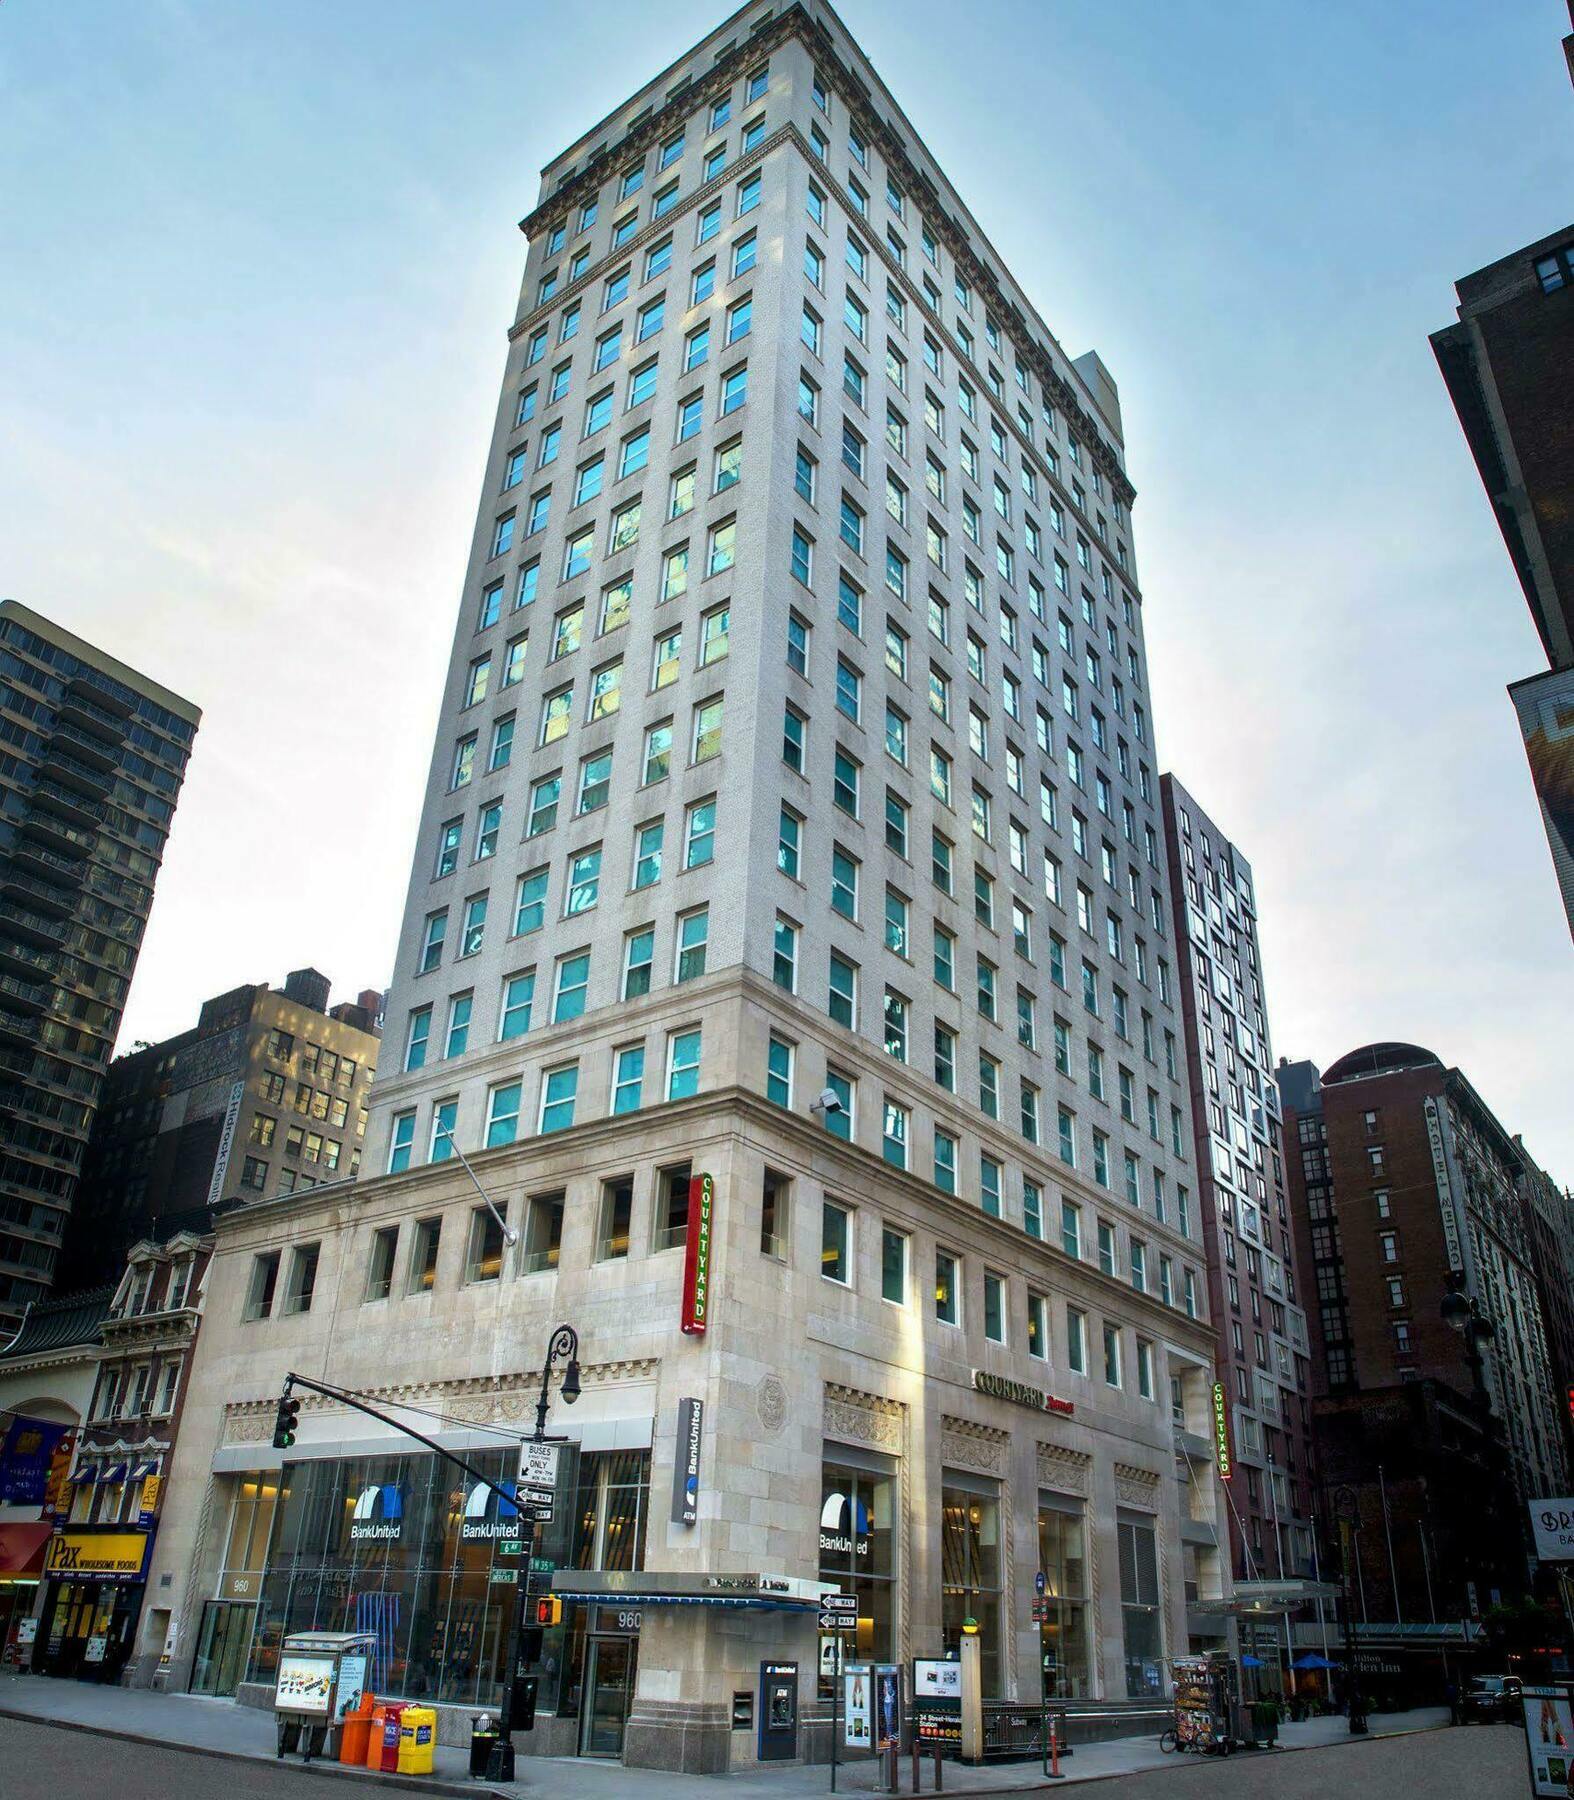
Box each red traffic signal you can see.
[534,1595,562,1627]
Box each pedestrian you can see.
[1445,1679,1459,1727]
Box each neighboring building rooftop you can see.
[0,1287,113,1363]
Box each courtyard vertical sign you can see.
[1211,1380,1233,1480]
[680,1172,714,1336]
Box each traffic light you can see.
[534,1595,562,1628]
[507,1675,538,1733]
[272,1390,301,1450]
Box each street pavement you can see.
[0,1673,1496,1798]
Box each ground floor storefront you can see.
[30,1525,156,1681]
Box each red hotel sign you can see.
[680,1172,715,1336]
[1212,1380,1233,1480]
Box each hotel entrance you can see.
[580,1634,638,1756]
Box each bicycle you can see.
[1159,1728,1180,1753]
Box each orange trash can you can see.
[339,1691,376,1766]
[365,1701,407,1772]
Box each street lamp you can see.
[1440,1271,1496,1411]
[1333,1485,1369,1736]
[533,1323,581,1439]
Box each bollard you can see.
[1045,1717,1065,1780]
[934,1745,943,1791]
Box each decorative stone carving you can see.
[1112,1462,1161,1508]
[756,1375,787,1435]
[823,1383,902,1451]
[940,1416,1007,1474]
[1036,1444,1091,1495]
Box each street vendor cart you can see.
[1162,1653,1241,1755]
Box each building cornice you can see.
[515,2,1135,508]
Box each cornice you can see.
[517,2,1133,507]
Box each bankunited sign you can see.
[971,1370,1074,1417]
[349,1484,403,1542]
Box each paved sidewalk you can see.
[0,1672,1450,1795]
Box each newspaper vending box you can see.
[273,1630,376,1762]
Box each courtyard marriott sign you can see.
[1212,1380,1233,1480]
[972,1370,1074,1417]
[680,1172,715,1336]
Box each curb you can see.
[0,1704,513,1799]
[828,1720,1456,1795]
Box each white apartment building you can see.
[148,1,1229,1773]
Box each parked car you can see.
[1463,1675,1523,1723]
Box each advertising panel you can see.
[1510,666,1574,938]
[680,1172,715,1336]
[1530,1499,1574,1563]
[1523,1687,1574,1797]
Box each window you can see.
[623,927,655,1000]
[676,907,709,981]
[408,1218,442,1294]
[404,1005,432,1072]
[388,1112,415,1175]
[539,1063,578,1133]
[444,992,472,1059]
[667,1027,702,1100]
[419,910,446,973]
[821,1199,852,1285]
[1067,1305,1087,1374]
[766,1035,794,1108]
[553,951,590,1022]
[934,1129,958,1195]
[881,1096,909,1167]
[693,697,724,762]
[685,798,717,868]
[520,1190,564,1274]
[823,1067,854,1140]
[243,1251,280,1321]
[984,1272,1006,1344]
[499,970,534,1041]
[828,951,857,1028]
[365,1227,398,1303]
[935,1250,959,1325]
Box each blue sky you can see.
[3,0,1571,1175]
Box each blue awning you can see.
[129,1460,159,1480]
[550,1588,815,1612]
[96,1462,128,1484]
[69,1465,97,1485]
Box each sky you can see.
[3,0,1571,1177]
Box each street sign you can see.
[519,1483,555,1520]
[820,1592,859,1617]
[818,1610,856,1632]
[519,1442,561,1489]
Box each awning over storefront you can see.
[0,1522,52,1579]
[69,1465,97,1485]
[549,1570,822,1611]
[96,1463,128,1485]
[129,1461,159,1481]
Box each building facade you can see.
[145,0,1231,1773]
[64,969,382,1285]
[1279,1046,1567,1638]
[0,1288,112,1661]
[31,1231,214,1687]
[0,599,200,1327]
[1431,205,1574,934]
[1160,777,1318,1675]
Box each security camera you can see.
[811,1088,843,1115]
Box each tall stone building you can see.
[150,3,1228,1771]
[0,599,200,1329]
[1430,16,1574,934]
[1160,777,1318,1674]
[1278,1046,1567,1634]
[62,970,382,1286]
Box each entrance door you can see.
[190,1601,257,1696]
[579,1637,635,1757]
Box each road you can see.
[3,1714,1529,1798]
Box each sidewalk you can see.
[0,1672,1449,1795]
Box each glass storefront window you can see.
[245,1447,583,1709]
[1118,1513,1163,1698]
[818,1456,897,1693]
[552,1450,651,1721]
[1037,1499,1089,1699]
[941,1479,1001,1696]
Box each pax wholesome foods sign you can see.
[680,1173,715,1336]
